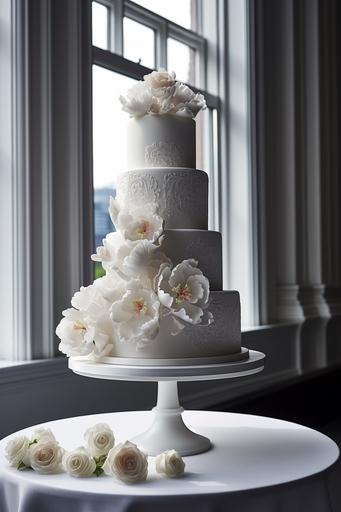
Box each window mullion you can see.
[113,0,123,54]
[156,20,167,69]
[93,46,153,79]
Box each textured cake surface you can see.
[116,168,208,229]
[162,230,222,291]
[111,291,241,360]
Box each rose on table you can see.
[5,423,185,483]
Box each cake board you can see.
[69,349,265,456]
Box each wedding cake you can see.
[56,70,248,365]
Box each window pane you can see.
[92,66,135,259]
[124,18,155,68]
[196,108,217,231]
[167,38,195,85]
[92,2,109,50]
[132,0,194,30]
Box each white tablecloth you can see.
[0,411,339,512]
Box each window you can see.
[0,0,255,363]
[91,0,220,281]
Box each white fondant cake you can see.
[116,168,208,229]
[56,70,247,366]
[127,116,196,170]
[106,291,241,361]
[161,230,222,290]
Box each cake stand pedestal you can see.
[69,349,265,456]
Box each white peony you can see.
[5,436,30,469]
[119,81,154,117]
[109,197,164,243]
[56,308,95,357]
[93,271,128,303]
[30,439,64,474]
[56,308,114,359]
[103,441,148,484]
[91,232,133,274]
[157,259,212,332]
[155,449,185,478]
[177,92,206,118]
[122,239,170,284]
[84,423,115,458]
[144,69,176,98]
[120,70,206,119]
[63,447,96,478]
[71,284,110,319]
[110,279,160,346]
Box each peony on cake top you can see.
[119,69,206,119]
[120,70,206,169]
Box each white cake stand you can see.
[69,349,265,456]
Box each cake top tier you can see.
[120,70,206,170]
[119,69,206,119]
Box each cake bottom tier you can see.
[104,291,243,364]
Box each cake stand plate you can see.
[69,350,265,456]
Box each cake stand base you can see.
[132,381,210,456]
[69,349,265,456]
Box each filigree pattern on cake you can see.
[145,142,184,167]
[117,172,161,210]
[117,169,208,229]
[163,171,207,228]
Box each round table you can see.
[0,411,339,512]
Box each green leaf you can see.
[17,461,26,471]
[94,466,104,477]
[94,455,107,466]
[93,455,106,477]
[28,438,38,447]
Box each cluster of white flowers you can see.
[6,424,185,482]
[5,428,64,474]
[56,197,213,359]
[119,69,206,119]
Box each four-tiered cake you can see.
[56,70,248,366]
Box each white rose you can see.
[30,440,64,474]
[103,441,148,484]
[30,428,56,445]
[84,423,115,458]
[110,279,160,346]
[155,449,185,478]
[63,447,96,478]
[5,436,30,469]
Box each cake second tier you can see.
[116,168,208,229]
